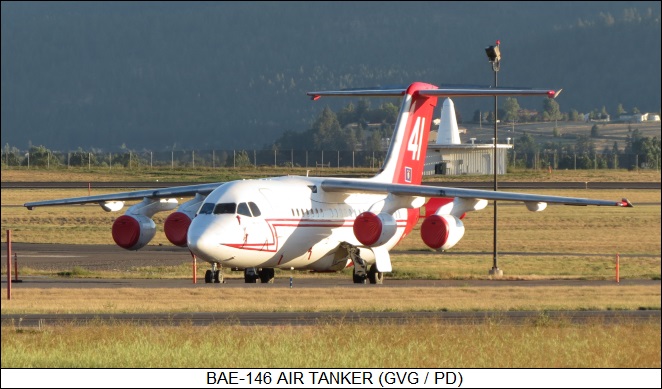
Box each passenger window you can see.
[213,203,237,214]
[199,203,214,215]
[248,202,261,217]
[237,203,252,217]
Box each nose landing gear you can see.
[204,263,224,284]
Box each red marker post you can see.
[615,254,620,283]
[6,230,11,300]
[191,252,197,284]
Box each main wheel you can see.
[204,270,213,284]
[213,270,222,283]
[244,268,258,283]
[353,268,367,284]
[368,265,384,284]
[259,268,275,283]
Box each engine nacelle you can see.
[164,211,192,247]
[112,214,156,250]
[163,194,205,247]
[353,212,397,247]
[420,214,465,250]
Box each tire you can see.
[204,270,213,284]
[368,265,384,285]
[259,268,275,283]
[244,268,258,283]
[353,268,367,284]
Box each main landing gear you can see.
[348,246,383,284]
[244,267,275,284]
[204,263,224,284]
[368,265,384,285]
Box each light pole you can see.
[486,40,503,276]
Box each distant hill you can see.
[1,2,660,151]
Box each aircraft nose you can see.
[187,216,221,261]
[187,215,244,262]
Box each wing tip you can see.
[620,198,634,208]
[549,88,563,99]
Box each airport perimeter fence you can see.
[1,148,660,172]
[0,149,389,171]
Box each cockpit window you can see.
[248,202,261,217]
[198,203,214,215]
[214,203,237,215]
[198,202,261,217]
[237,202,252,217]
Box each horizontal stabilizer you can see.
[309,85,559,100]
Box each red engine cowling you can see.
[420,214,465,250]
[112,214,156,250]
[353,212,397,247]
[164,211,192,247]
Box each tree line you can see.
[514,127,661,170]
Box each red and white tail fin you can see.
[372,82,438,185]
[308,83,558,185]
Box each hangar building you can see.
[423,98,512,176]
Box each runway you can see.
[3,310,659,327]
[3,243,660,274]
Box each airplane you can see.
[24,82,633,284]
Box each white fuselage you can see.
[186,176,414,271]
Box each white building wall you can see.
[424,146,510,176]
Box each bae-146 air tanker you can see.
[25,82,633,284]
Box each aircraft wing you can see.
[24,182,223,210]
[320,179,633,208]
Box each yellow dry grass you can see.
[2,320,660,368]
[2,284,659,314]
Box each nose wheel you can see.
[204,264,224,284]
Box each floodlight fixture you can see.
[485,40,501,72]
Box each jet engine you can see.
[112,214,157,250]
[163,194,205,247]
[111,197,179,251]
[164,212,192,247]
[420,214,465,250]
[353,212,397,247]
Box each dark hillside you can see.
[1,2,659,151]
